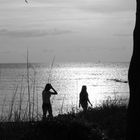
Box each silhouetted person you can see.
[79,85,92,112]
[42,83,58,119]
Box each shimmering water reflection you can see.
[0,63,129,116]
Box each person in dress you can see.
[79,85,92,112]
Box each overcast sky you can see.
[0,0,136,63]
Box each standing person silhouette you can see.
[79,85,92,112]
[42,83,58,119]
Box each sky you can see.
[0,0,136,63]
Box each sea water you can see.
[0,62,129,117]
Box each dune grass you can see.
[0,97,128,140]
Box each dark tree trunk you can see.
[127,1,140,139]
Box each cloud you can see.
[0,29,72,38]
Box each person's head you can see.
[81,85,87,92]
[44,83,51,91]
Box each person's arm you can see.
[88,98,92,106]
[50,85,58,95]
[79,100,81,108]
[79,94,81,108]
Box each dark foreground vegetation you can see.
[0,99,127,140]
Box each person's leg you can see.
[83,106,87,113]
[42,103,47,119]
[82,103,88,113]
[48,103,53,118]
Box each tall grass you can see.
[0,95,7,121]
[48,56,55,83]
[0,50,42,122]
[59,94,66,114]
[32,67,36,119]
[8,84,18,121]
[27,48,31,120]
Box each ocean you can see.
[0,62,129,117]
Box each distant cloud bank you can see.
[0,29,72,38]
